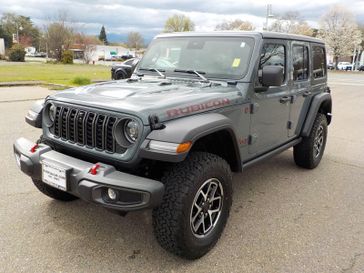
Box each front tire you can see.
[152,152,232,259]
[32,179,78,201]
[115,70,127,80]
[294,113,328,169]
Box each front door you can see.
[249,41,290,155]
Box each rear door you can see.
[288,42,312,137]
[310,44,327,96]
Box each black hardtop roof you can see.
[156,31,324,44]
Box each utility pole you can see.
[265,4,274,31]
[352,46,356,70]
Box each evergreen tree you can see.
[98,25,108,45]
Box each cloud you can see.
[0,0,363,42]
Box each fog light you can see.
[107,188,117,200]
[14,152,21,167]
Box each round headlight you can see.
[124,120,139,143]
[49,104,56,122]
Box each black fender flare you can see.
[25,99,44,128]
[139,113,241,166]
[301,92,332,137]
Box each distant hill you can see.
[107,33,155,46]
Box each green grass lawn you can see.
[0,62,111,86]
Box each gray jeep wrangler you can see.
[14,32,332,259]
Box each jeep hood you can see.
[47,79,247,124]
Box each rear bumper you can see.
[13,137,164,211]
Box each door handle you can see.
[280,96,291,103]
[303,91,312,97]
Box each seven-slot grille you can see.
[52,105,118,153]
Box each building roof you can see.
[156,31,324,44]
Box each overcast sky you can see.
[1,0,364,41]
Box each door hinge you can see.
[248,134,258,145]
[250,103,259,114]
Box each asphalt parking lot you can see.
[0,72,363,273]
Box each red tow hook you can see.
[89,163,101,175]
[30,143,39,153]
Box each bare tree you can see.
[164,14,195,33]
[270,11,313,36]
[44,11,74,61]
[126,32,144,49]
[215,20,255,31]
[319,5,363,68]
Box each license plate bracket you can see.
[42,160,69,191]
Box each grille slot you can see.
[85,112,96,147]
[68,109,78,142]
[105,117,116,152]
[52,106,120,153]
[60,107,69,139]
[54,107,61,136]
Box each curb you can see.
[0,81,71,89]
[0,81,45,87]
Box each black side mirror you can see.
[262,65,284,87]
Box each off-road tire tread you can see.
[294,113,327,169]
[152,152,232,259]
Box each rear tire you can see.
[152,152,232,259]
[32,179,78,201]
[294,113,328,169]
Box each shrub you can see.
[8,44,26,62]
[46,59,59,64]
[71,76,91,85]
[61,50,73,64]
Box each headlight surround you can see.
[49,103,56,122]
[124,119,139,143]
[43,102,56,127]
[114,118,141,147]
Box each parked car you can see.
[327,63,335,70]
[34,52,47,58]
[14,32,332,260]
[358,65,364,71]
[121,54,134,60]
[111,58,140,80]
[337,62,353,70]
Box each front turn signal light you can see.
[176,141,192,153]
[148,140,192,154]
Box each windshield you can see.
[138,36,255,80]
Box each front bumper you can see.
[13,138,164,211]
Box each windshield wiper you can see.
[173,69,209,83]
[138,67,166,78]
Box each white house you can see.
[25,46,36,56]
[0,38,5,56]
[86,45,135,62]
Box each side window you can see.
[312,46,326,79]
[258,44,286,86]
[293,45,309,81]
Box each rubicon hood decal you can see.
[167,98,230,118]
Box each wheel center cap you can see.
[202,202,210,213]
